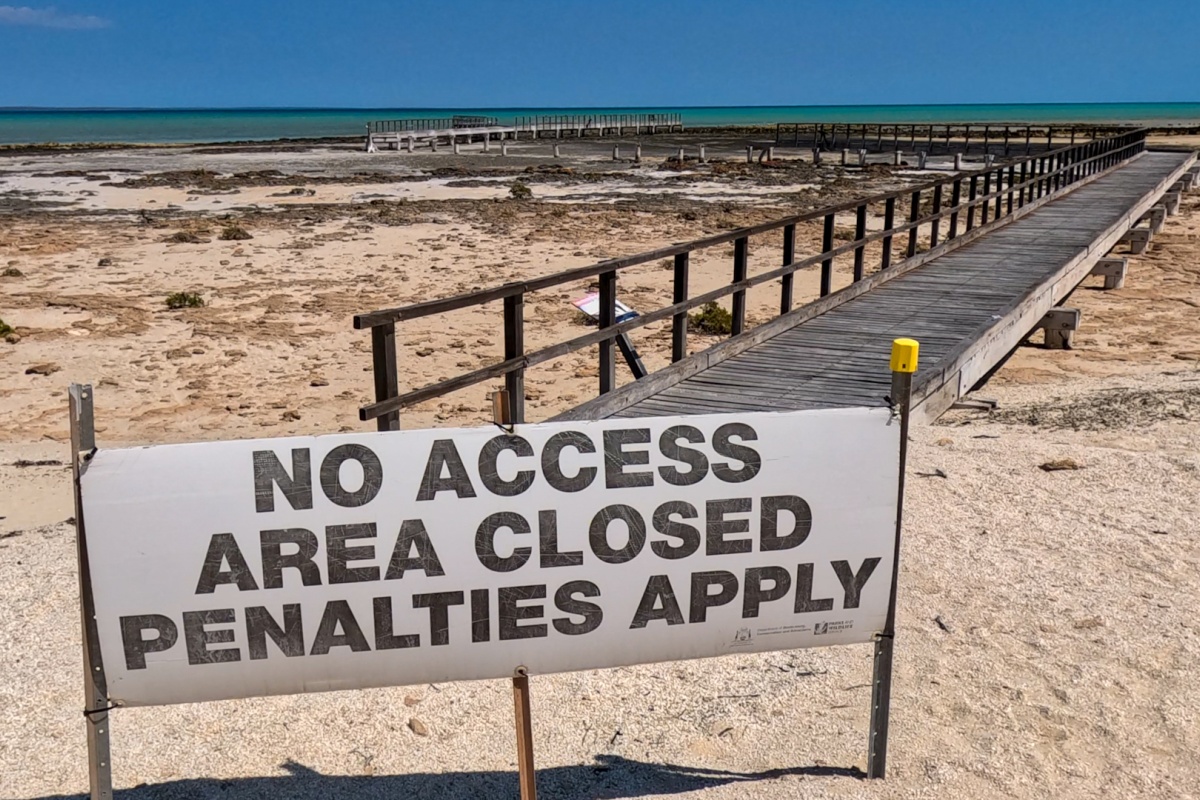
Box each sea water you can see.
[2,103,1199,145]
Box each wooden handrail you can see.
[356,129,1148,425]
[354,130,1146,329]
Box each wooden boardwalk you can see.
[559,152,1196,424]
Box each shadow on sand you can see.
[27,754,864,799]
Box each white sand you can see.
[1,157,1199,799]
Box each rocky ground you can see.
[2,140,1199,800]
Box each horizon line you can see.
[3,101,1200,113]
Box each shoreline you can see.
[5,122,1200,153]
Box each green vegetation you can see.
[166,231,206,244]
[165,292,205,310]
[509,182,533,201]
[0,318,12,336]
[689,302,733,335]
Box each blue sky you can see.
[1,0,1198,108]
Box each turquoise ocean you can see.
[2,103,1199,145]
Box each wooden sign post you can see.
[494,387,538,800]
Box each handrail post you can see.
[503,294,525,422]
[1007,164,1016,213]
[781,224,796,314]
[371,323,400,431]
[993,168,1003,219]
[820,214,834,296]
[880,197,896,270]
[929,185,942,248]
[905,191,920,259]
[1018,161,1028,206]
[981,172,992,225]
[948,179,962,239]
[853,204,867,281]
[966,175,978,230]
[671,253,690,362]
[732,237,749,333]
[598,270,616,393]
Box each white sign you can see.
[572,292,638,323]
[80,408,899,707]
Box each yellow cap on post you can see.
[890,338,919,373]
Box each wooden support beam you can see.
[1036,307,1080,350]
[951,397,999,412]
[1090,257,1127,290]
[1164,191,1182,216]
[1120,227,1151,255]
[1140,206,1167,235]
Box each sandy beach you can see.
[2,136,1199,799]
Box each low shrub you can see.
[689,302,733,335]
[0,318,12,336]
[509,182,533,201]
[165,292,205,309]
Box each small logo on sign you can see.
[814,622,829,635]
[734,628,753,643]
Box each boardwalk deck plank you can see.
[566,152,1195,422]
